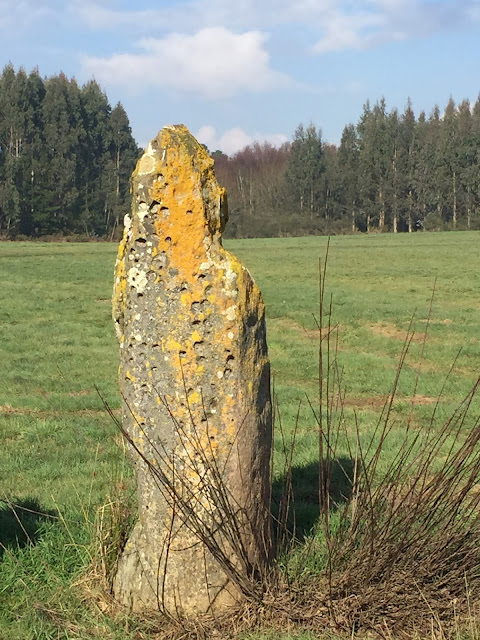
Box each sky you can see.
[1,0,480,155]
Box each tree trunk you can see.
[408,189,413,233]
[379,189,385,231]
[30,167,34,221]
[393,193,398,233]
[393,148,398,233]
[249,169,254,216]
[452,170,457,228]
[116,146,120,201]
[237,174,247,213]
[467,187,472,229]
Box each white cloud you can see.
[69,1,168,30]
[73,0,478,55]
[71,0,281,32]
[312,0,475,53]
[312,11,386,53]
[196,125,288,156]
[0,0,51,30]
[81,27,289,99]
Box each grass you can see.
[0,231,479,639]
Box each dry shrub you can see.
[320,365,480,637]
[99,248,480,639]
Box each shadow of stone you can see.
[0,498,57,556]
[272,457,355,541]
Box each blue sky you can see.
[1,0,480,154]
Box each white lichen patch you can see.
[225,305,237,321]
[227,331,234,340]
[127,267,148,294]
[225,267,237,283]
[138,154,155,176]
[137,202,149,222]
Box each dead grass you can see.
[369,322,426,343]
[343,393,439,410]
[273,317,340,341]
[0,404,121,418]
[419,318,453,325]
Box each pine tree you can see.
[107,102,139,237]
[470,95,480,228]
[79,80,112,234]
[398,98,416,232]
[17,68,45,235]
[373,99,391,231]
[322,143,342,223]
[426,105,444,228]
[286,123,324,218]
[457,99,474,229]
[0,64,22,232]
[357,100,385,231]
[338,124,359,232]
[40,73,83,233]
[412,111,430,226]
[440,97,459,228]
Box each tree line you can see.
[0,64,139,238]
[215,96,480,238]
[2,64,480,239]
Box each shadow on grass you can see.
[272,457,355,540]
[0,498,57,556]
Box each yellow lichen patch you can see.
[112,238,128,332]
[187,390,201,405]
[191,330,202,343]
[165,336,183,353]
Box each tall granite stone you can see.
[112,125,272,615]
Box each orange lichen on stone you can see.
[112,125,272,617]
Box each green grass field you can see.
[0,231,479,639]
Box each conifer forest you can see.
[0,65,139,238]
[1,65,480,239]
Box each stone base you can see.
[113,520,240,615]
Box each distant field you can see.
[0,231,479,639]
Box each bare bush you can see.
[101,251,480,639]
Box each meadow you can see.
[0,231,479,639]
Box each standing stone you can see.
[112,125,272,615]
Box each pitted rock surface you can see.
[112,125,272,615]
